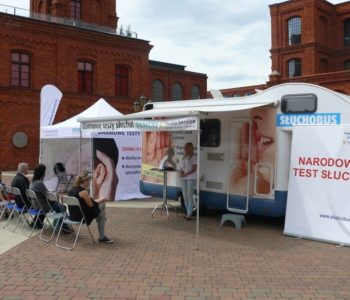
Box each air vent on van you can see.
[207,153,224,161]
[206,181,223,190]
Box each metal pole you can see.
[195,114,200,250]
[79,122,82,172]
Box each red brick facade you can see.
[0,0,207,171]
[221,0,350,97]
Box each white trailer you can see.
[80,83,350,217]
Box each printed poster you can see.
[284,125,350,245]
[92,132,147,201]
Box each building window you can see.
[152,80,164,101]
[77,61,93,94]
[319,16,328,46]
[288,17,301,45]
[319,59,329,73]
[288,58,302,77]
[344,60,350,70]
[172,82,183,100]
[344,18,350,47]
[190,84,200,99]
[70,0,81,19]
[115,66,129,97]
[11,52,30,87]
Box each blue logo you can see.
[276,113,340,127]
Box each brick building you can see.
[0,0,207,171]
[221,0,350,97]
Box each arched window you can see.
[37,1,44,14]
[288,58,302,77]
[46,0,52,14]
[115,66,129,97]
[172,82,183,100]
[77,61,93,94]
[70,0,81,19]
[319,59,329,73]
[344,60,350,70]
[319,16,328,45]
[152,80,164,101]
[190,84,200,99]
[344,18,350,47]
[288,17,301,45]
[11,52,30,87]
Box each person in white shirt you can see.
[180,142,197,220]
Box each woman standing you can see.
[68,171,113,243]
[180,142,197,220]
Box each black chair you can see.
[54,162,74,192]
[55,196,95,250]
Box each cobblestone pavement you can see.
[0,201,350,300]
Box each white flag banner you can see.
[40,84,62,128]
[284,125,350,246]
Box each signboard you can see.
[91,131,147,201]
[40,84,62,127]
[276,113,340,127]
[284,125,350,245]
[81,116,198,132]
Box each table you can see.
[151,168,177,218]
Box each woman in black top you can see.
[68,171,113,243]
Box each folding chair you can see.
[0,184,9,220]
[24,190,45,237]
[39,191,64,243]
[3,187,29,232]
[55,196,95,250]
[54,162,74,192]
[0,185,16,222]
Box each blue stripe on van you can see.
[140,181,288,217]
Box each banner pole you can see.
[79,122,82,173]
[196,114,200,250]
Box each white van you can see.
[137,83,350,217]
[79,83,350,217]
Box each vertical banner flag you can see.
[284,125,350,246]
[40,84,62,127]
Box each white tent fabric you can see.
[41,98,122,139]
[40,98,123,192]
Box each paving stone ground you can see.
[0,199,349,300]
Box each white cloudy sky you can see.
[0,0,346,89]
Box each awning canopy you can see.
[78,96,278,132]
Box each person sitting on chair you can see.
[30,164,69,231]
[11,162,31,209]
[68,171,113,243]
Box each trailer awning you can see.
[78,97,278,125]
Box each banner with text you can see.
[92,131,148,201]
[81,116,198,133]
[40,84,62,128]
[284,125,350,245]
